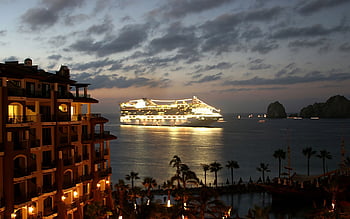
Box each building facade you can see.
[0,59,117,218]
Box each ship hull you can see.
[120,115,221,127]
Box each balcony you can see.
[7,115,38,124]
[11,140,29,151]
[83,153,89,160]
[42,184,57,194]
[42,161,56,170]
[30,139,40,148]
[14,165,37,178]
[8,87,51,98]
[98,167,112,177]
[63,158,73,166]
[43,206,57,217]
[80,174,93,182]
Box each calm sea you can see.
[104,113,350,217]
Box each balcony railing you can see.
[98,167,112,177]
[7,115,38,124]
[14,165,37,178]
[30,139,40,148]
[42,161,56,170]
[8,87,51,98]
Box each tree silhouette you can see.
[201,164,210,187]
[170,155,182,188]
[125,171,140,190]
[317,150,332,176]
[273,149,286,178]
[226,160,240,185]
[209,161,222,187]
[142,177,157,198]
[256,163,270,183]
[302,147,317,176]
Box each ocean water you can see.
[104,113,350,217]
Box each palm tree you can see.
[170,155,182,187]
[256,163,270,183]
[317,150,332,176]
[302,147,317,176]
[142,177,157,198]
[201,164,210,187]
[273,149,286,178]
[209,161,222,187]
[179,163,199,188]
[226,160,240,185]
[125,171,140,190]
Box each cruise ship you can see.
[120,96,223,126]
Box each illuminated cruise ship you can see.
[120,96,223,126]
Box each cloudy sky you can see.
[1,0,350,113]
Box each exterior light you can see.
[97,183,101,188]
[11,213,16,218]
[28,206,34,214]
[118,216,123,219]
[106,180,110,184]
[61,195,66,201]
[73,191,78,198]
[167,199,171,207]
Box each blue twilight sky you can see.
[1,0,350,113]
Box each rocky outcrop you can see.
[299,95,350,118]
[267,101,287,118]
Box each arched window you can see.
[8,102,23,123]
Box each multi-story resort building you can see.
[0,59,117,218]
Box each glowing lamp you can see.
[28,206,34,214]
[73,191,78,198]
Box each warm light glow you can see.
[167,199,171,207]
[97,183,101,188]
[61,195,66,201]
[11,213,16,218]
[118,216,123,219]
[73,191,78,198]
[28,206,34,214]
[106,180,110,184]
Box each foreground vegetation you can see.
[86,148,350,218]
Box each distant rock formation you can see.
[299,95,350,118]
[267,101,287,118]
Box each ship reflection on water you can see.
[113,125,224,186]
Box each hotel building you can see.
[0,59,117,218]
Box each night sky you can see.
[1,0,350,113]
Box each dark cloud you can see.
[199,7,282,54]
[48,54,62,60]
[148,23,198,55]
[2,56,19,62]
[240,27,264,41]
[271,23,350,39]
[248,58,271,70]
[150,0,232,19]
[275,63,300,78]
[339,42,350,52]
[48,35,68,47]
[71,72,171,89]
[186,72,223,85]
[72,58,116,71]
[20,0,85,30]
[86,17,114,35]
[0,30,7,36]
[296,0,350,15]
[288,38,329,48]
[251,40,279,54]
[70,23,150,56]
[193,62,233,74]
[223,71,350,86]
[64,14,89,26]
